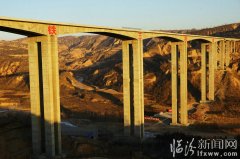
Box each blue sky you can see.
[0,0,239,39]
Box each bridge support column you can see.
[29,37,42,156]
[230,41,233,62]
[215,42,219,69]
[220,41,225,70]
[226,41,230,67]
[179,41,188,125]
[122,41,133,136]
[233,41,236,54]
[171,43,178,125]
[122,39,144,138]
[28,35,61,157]
[51,35,62,155]
[171,42,188,125]
[132,39,144,138]
[209,43,216,101]
[200,44,207,103]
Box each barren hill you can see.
[166,23,240,38]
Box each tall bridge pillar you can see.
[171,41,188,126]
[200,44,207,103]
[171,43,178,125]
[220,41,225,70]
[200,42,216,102]
[230,41,234,62]
[180,41,188,125]
[226,41,230,67]
[122,40,133,136]
[233,41,236,55]
[215,42,219,69]
[209,42,216,101]
[28,35,61,157]
[122,39,144,138]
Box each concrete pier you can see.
[28,35,61,157]
[220,41,225,70]
[171,43,178,125]
[201,44,207,103]
[171,41,188,125]
[123,39,144,138]
[226,41,230,67]
[122,40,132,136]
[233,41,235,58]
[132,39,144,138]
[180,41,188,125]
[51,35,62,155]
[209,43,215,101]
[28,37,42,155]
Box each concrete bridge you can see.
[0,17,239,157]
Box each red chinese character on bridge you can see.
[48,25,57,35]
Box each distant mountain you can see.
[163,23,240,38]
